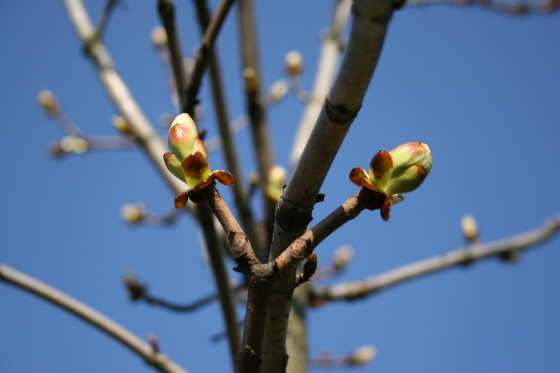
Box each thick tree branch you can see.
[289,0,352,167]
[264,1,394,370]
[311,214,560,301]
[0,264,188,373]
[200,185,273,373]
[184,0,237,116]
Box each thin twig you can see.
[406,0,560,14]
[195,204,241,370]
[311,214,560,301]
[95,0,121,38]
[200,185,273,373]
[183,0,237,116]
[0,264,189,373]
[237,0,277,252]
[192,0,259,252]
[158,0,188,110]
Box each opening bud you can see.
[383,142,432,195]
[168,113,199,162]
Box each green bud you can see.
[168,113,198,162]
[368,142,431,196]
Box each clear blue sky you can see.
[1,1,559,372]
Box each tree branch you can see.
[158,0,188,111]
[0,264,189,373]
[199,185,274,373]
[184,0,237,116]
[192,0,259,252]
[264,1,394,370]
[289,0,352,167]
[311,214,560,301]
[406,0,560,15]
[237,0,277,250]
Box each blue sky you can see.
[1,1,559,372]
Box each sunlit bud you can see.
[111,115,133,135]
[348,345,377,365]
[168,113,198,162]
[265,165,287,202]
[333,245,354,271]
[268,79,289,103]
[285,50,303,75]
[461,214,479,243]
[38,89,60,116]
[383,142,431,195]
[120,203,147,224]
[243,67,259,93]
[150,26,167,48]
[60,136,89,154]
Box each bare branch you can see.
[192,0,259,251]
[311,214,560,301]
[237,0,277,249]
[406,0,560,14]
[95,0,121,38]
[158,0,188,110]
[0,264,189,373]
[289,0,352,167]
[64,0,193,209]
[184,0,237,116]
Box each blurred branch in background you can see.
[310,214,560,302]
[0,264,189,373]
[406,0,560,14]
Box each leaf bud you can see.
[383,142,431,195]
[150,26,167,48]
[243,67,260,93]
[268,79,289,103]
[168,113,198,162]
[333,245,354,271]
[265,165,287,202]
[38,89,60,116]
[120,203,147,224]
[461,214,479,243]
[285,50,303,75]
[348,345,377,365]
[60,136,89,154]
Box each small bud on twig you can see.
[120,203,147,224]
[285,50,303,75]
[150,26,167,48]
[461,214,479,244]
[38,89,61,116]
[346,345,377,365]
